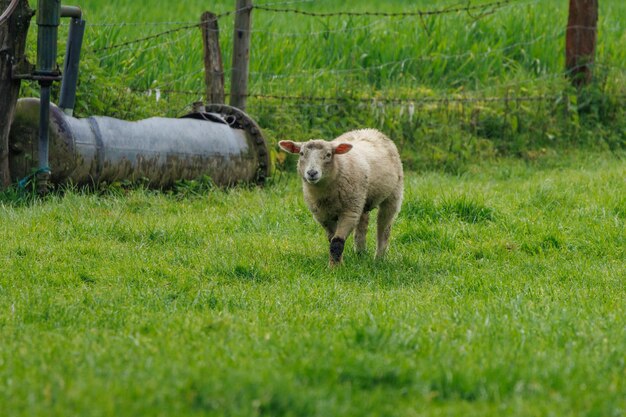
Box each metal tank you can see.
[9,99,270,187]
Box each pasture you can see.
[2,0,626,415]
[2,152,626,416]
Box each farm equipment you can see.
[9,100,270,188]
[8,0,269,190]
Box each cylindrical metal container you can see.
[9,98,269,187]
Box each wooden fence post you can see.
[201,11,224,104]
[565,0,598,87]
[230,0,252,111]
[0,0,33,188]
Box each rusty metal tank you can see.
[9,98,270,187]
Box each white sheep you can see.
[279,128,404,265]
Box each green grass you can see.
[1,152,626,416]
[6,3,626,413]
[60,0,626,95]
[17,0,626,166]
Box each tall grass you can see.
[70,0,626,93]
[19,0,626,166]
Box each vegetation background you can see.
[2,1,626,416]
[16,0,626,170]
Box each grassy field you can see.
[4,1,626,415]
[1,152,626,416]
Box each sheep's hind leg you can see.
[376,193,402,259]
[354,211,369,255]
[330,212,360,266]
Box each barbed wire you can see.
[253,0,512,18]
[96,27,197,61]
[82,55,625,111]
[255,93,560,105]
[87,14,414,42]
[90,0,515,53]
[80,0,308,28]
[86,20,203,28]
[118,85,561,105]
[94,81,626,127]
[90,8,241,52]
[82,20,612,34]
[102,60,626,108]
[244,0,544,37]
[242,74,570,110]
[92,63,558,105]
[91,23,199,53]
[255,0,315,6]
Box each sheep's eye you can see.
[299,151,304,156]
[326,152,332,158]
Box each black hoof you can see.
[330,237,345,264]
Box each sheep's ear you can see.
[279,141,302,154]
[333,143,353,155]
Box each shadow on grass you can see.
[325,251,452,288]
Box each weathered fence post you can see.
[201,11,224,104]
[0,0,33,188]
[566,0,598,87]
[230,0,252,111]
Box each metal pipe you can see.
[34,86,52,192]
[0,0,20,26]
[36,0,60,74]
[38,85,51,170]
[60,5,81,18]
[35,0,61,192]
[59,15,85,115]
[9,99,270,187]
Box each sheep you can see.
[279,128,403,266]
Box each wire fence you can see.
[34,0,626,151]
[104,67,617,112]
[89,0,517,52]
[252,0,513,18]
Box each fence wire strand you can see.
[252,0,512,18]
[90,0,516,53]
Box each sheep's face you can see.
[279,140,353,185]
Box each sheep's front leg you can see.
[330,212,360,266]
[321,220,337,242]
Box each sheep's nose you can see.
[307,169,319,178]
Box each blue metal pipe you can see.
[59,7,85,116]
[58,17,85,116]
[37,85,51,172]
